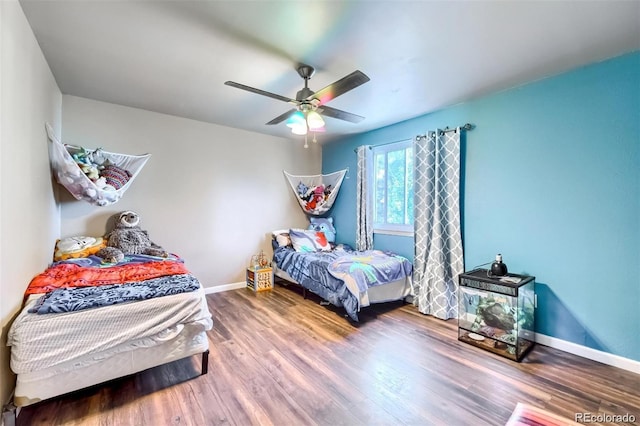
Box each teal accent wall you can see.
[323,52,640,362]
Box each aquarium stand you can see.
[458,268,536,362]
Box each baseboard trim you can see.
[203,282,246,294]
[535,333,640,374]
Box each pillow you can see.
[289,229,331,252]
[275,233,291,248]
[271,229,292,248]
[307,217,336,243]
[54,236,106,261]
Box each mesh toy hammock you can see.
[46,123,151,206]
[284,169,347,216]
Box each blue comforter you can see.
[29,273,200,314]
[273,246,412,321]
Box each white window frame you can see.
[371,139,414,236]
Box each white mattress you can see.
[8,286,212,375]
[14,323,209,407]
[274,266,412,308]
[9,283,212,407]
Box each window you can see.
[371,140,414,235]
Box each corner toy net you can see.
[46,123,151,206]
[284,169,346,216]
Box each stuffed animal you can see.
[94,176,116,192]
[308,216,336,243]
[323,185,333,199]
[79,163,100,180]
[313,185,325,202]
[96,211,168,263]
[71,148,100,180]
[305,198,317,211]
[85,147,108,167]
[296,181,309,198]
[304,185,328,212]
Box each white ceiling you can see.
[20,0,640,143]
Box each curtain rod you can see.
[415,123,474,141]
[352,123,475,152]
[353,137,412,153]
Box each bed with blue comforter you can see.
[273,244,413,321]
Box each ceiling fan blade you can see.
[224,81,297,104]
[317,105,365,123]
[266,109,297,125]
[308,70,370,105]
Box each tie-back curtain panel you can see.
[412,128,464,320]
[356,145,373,251]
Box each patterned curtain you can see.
[356,145,373,251]
[412,129,464,319]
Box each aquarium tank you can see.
[458,269,536,361]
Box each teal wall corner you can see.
[322,51,640,362]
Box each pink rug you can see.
[506,403,581,426]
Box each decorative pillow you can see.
[307,217,336,243]
[53,236,106,261]
[289,229,331,252]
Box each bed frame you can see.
[3,344,209,426]
[273,265,412,314]
[5,281,213,424]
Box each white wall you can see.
[61,95,321,288]
[0,0,62,406]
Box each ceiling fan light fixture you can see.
[286,111,306,128]
[225,65,369,144]
[291,123,308,135]
[307,110,325,130]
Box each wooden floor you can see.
[17,283,640,426]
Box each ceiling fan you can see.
[224,64,370,137]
